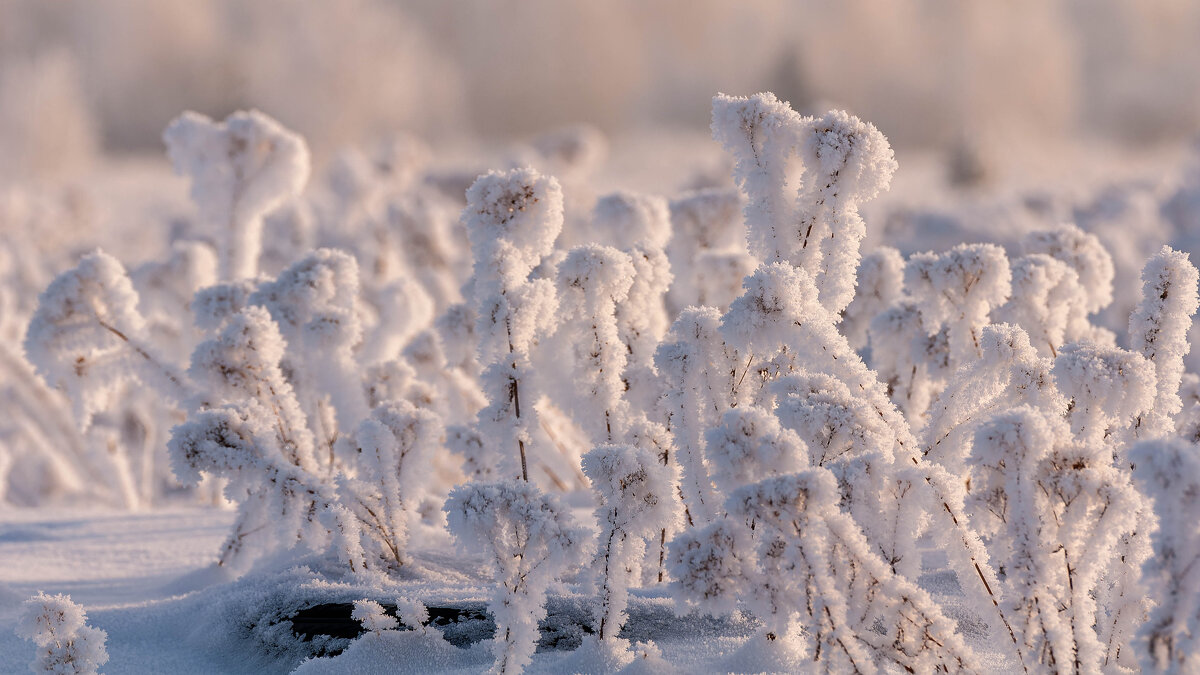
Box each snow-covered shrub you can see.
[672,470,974,672]
[555,245,636,445]
[16,592,108,675]
[590,191,674,411]
[23,249,192,508]
[20,89,1200,673]
[334,401,441,568]
[995,253,1089,358]
[654,306,746,525]
[841,246,905,352]
[444,480,591,674]
[712,92,896,315]
[968,406,1140,672]
[666,187,743,313]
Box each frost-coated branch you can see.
[248,248,369,434]
[556,244,636,444]
[841,246,905,352]
[995,254,1089,358]
[674,469,976,672]
[655,306,745,525]
[1128,246,1200,437]
[969,406,1140,674]
[591,192,674,411]
[667,188,743,313]
[25,250,193,426]
[1021,223,1115,317]
[335,401,442,568]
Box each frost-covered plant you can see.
[666,188,743,313]
[1127,246,1200,438]
[164,109,310,281]
[1052,342,1157,445]
[464,168,563,482]
[995,253,1089,358]
[556,244,636,445]
[923,323,1066,476]
[968,407,1140,673]
[444,480,591,674]
[703,406,806,495]
[581,444,680,642]
[841,246,905,352]
[654,306,746,525]
[1129,437,1200,674]
[24,250,191,426]
[712,93,897,315]
[590,192,674,411]
[867,300,951,422]
[23,250,193,508]
[352,599,399,635]
[249,248,369,429]
[16,592,108,675]
[905,243,1012,367]
[23,89,1200,674]
[672,469,975,672]
[1021,222,1115,318]
[334,401,441,568]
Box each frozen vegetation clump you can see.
[16,593,108,675]
[14,92,1200,674]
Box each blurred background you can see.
[3,0,1200,181]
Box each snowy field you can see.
[5,2,1200,674]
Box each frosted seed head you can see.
[558,244,636,306]
[805,109,897,203]
[16,593,88,646]
[188,305,287,398]
[721,262,821,353]
[1053,342,1156,429]
[464,167,564,286]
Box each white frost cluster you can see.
[1128,246,1200,436]
[905,243,1012,365]
[444,480,591,674]
[581,444,680,641]
[1130,438,1200,674]
[712,93,896,315]
[164,109,310,280]
[16,592,108,675]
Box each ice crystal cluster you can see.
[17,94,1200,673]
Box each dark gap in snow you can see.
[288,596,755,656]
